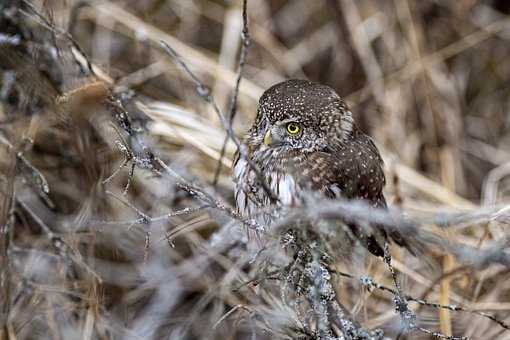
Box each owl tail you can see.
[347,222,385,257]
[388,229,418,257]
[348,222,419,258]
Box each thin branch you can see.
[213,0,251,185]
[159,38,278,203]
[20,0,95,76]
[328,270,510,332]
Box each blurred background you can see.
[1,0,510,339]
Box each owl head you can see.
[248,79,353,153]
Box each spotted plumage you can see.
[233,79,406,256]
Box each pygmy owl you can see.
[233,79,406,257]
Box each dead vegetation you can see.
[1,0,510,339]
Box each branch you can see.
[159,33,278,203]
[213,0,251,185]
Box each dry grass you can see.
[1,0,510,339]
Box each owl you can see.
[233,79,407,257]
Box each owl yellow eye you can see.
[286,122,301,135]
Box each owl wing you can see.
[304,134,409,257]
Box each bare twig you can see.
[330,270,510,333]
[213,0,251,186]
[20,0,95,76]
[159,39,278,203]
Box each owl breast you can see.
[233,155,299,224]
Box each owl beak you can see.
[263,130,273,146]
